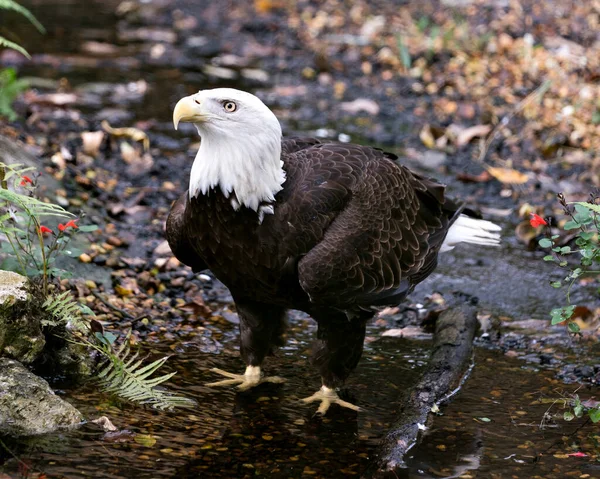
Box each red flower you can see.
[530,213,547,228]
[39,225,52,235]
[58,219,78,232]
[20,175,33,186]
[567,452,587,457]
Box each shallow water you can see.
[1,317,596,478]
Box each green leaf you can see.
[572,202,600,215]
[574,403,584,418]
[550,281,562,288]
[550,306,575,325]
[589,408,600,423]
[396,35,411,70]
[539,238,553,248]
[564,411,575,421]
[563,220,581,231]
[0,0,45,33]
[478,417,492,422]
[559,246,571,254]
[571,204,593,224]
[0,36,29,59]
[77,225,99,232]
[543,255,555,262]
[568,322,580,333]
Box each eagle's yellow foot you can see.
[300,385,360,415]
[206,366,285,392]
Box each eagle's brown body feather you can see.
[167,138,460,387]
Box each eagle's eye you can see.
[223,101,237,113]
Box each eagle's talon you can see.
[301,385,360,415]
[206,366,285,391]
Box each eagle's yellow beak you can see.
[173,95,204,130]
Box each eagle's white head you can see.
[173,88,285,216]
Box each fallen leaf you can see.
[114,284,133,297]
[486,167,529,185]
[81,131,105,157]
[134,434,157,447]
[103,429,135,442]
[339,98,380,115]
[92,416,118,432]
[180,298,211,318]
[456,171,492,183]
[419,124,436,149]
[455,124,492,147]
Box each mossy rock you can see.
[0,271,45,364]
[0,271,95,378]
[0,358,83,436]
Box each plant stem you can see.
[5,234,26,276]
[31,217,48,296]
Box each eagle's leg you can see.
[301,311,371,415]
[206,300,287,391]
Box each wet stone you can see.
[184,36,222,57]
[94,108,134,124]
[574,365,595,378]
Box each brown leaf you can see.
[180,298,211,318]
[515,220,540,245]
[486,167,529,185]
[456,171,492,183]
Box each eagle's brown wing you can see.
[166,193,208,272]
[278,143,459,311]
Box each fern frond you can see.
[0,0,45,33]
[0,188,73,219]
[42,291,90,332]
[96,336,195,410]
[0,36,30,58]
[1,163,36,181]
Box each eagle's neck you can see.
[189,127,285,215]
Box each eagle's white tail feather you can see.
[440,214,501,252]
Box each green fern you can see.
[0,0,45,33]
[0,36,29,58]
[0,163,74,220]
[42,291,92,332]
[95,334,196,410]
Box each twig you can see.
[477,79,552,165]
[91,290,135,320]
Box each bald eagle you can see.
[168,88,500,414]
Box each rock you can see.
[0,358,83,436]
[0,271,45,364]
[0,270,27,304]
[419,150,447,170]
[574,365,595,379]
[153,240,173,256]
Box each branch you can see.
[364,300,478,477]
